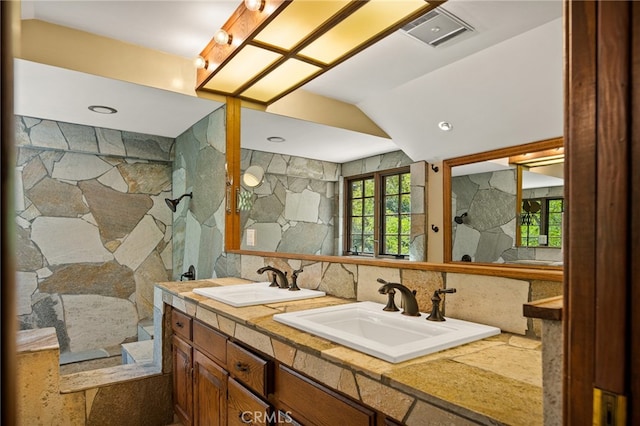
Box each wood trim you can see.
[225,96,241,251]
[442,137,563,264]
[444,137,563,168]
[229,249,563,282]
[594,0,630,393]
[196,0,290,88]
[631,4,640,424]
[443,157,452,262]
[563,1,598,423]
[1,2,18,424]
[523,295,563,321]
[515,165,523,246]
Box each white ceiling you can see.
[15,0,564,164]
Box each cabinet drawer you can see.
[227,341,271,397]
[227,378,270,426]
[277,365,375,426]
[172,309,192,341]
[193,320,227,366]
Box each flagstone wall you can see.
[15,115,173,362]
[171,106,229,280]
[451,169,518,263]
[239,149,340,255]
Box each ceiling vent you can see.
[401,7,474,47]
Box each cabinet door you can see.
[194,350,228,426]
[173,334,193,426]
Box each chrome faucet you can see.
[257,266,289,289]
[377,278,420,317]
[427,288,457,321]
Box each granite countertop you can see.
[158,278,543,425]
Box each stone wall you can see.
[17,328,173,426]
[234,253,562,338]
[451,169,517,263]
[172,106,228,280]
[239,149,340,255]
[15,115,173,363]
[237,149,427,259]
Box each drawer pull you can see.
[234,361,249,372]
[175,321,183,328]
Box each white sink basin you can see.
[273,301,500,363]
[193,282,326,307]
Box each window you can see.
[520,197,564,247]
[345,168,411,257]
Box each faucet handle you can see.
[289,269,303,291]
[382,288,400,312]
[268,272,279,287]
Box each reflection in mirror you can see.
[239,149,340,254]
[238,121,422,259]
[447,138,564,267]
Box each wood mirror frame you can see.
[443,136,564,268]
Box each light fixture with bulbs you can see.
[194,56,208,70]
[213,29,232,45]
[196,0,438,105]
[244,0,265,12]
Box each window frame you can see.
[520,196,564,248]
[343,166,411,258]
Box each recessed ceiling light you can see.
[267,136,285,143]
[88,105,117,114]
[438,121,453,131]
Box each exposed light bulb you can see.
[194,56,208,70]
[213,29,232,45]
[245,0,265,12]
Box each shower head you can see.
[454,212,468,224]
[165,192,192,212]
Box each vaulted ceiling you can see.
[15,0,563,163]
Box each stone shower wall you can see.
[15,115,173,362]
[172,106,228,280]
[240,149,340,255]
[451,169,517,263]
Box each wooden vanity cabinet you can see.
[171,309,274,426]
[171,307,394,426]
[173,334,193,425]
[192,322,229,426]
[171,308,229,426]
[172,309,194,425]
[193,350,228,426]
[227,377,271,426]
[227,341,271,397]
[277,365,375,426]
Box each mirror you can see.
[233,5,563,264]
[444,137,564,267]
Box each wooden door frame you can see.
[564,1,638,423]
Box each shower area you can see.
[15,115,174,371]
